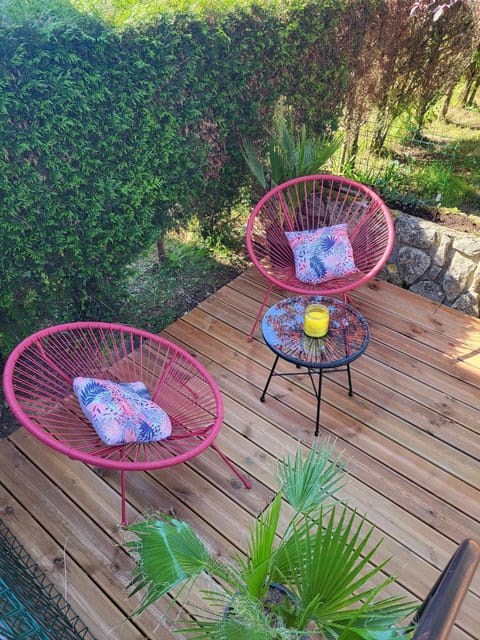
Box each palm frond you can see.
[125,441,418,639]
[177,587,300,639]
[277,439,347,518]
[272,505,414,633]
[238,492,282,599]
[126,516,231,614]
[242,104,342,191]
[241,138,268,189]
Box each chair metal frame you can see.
[246,174,395,340]
[411,538,480,639]
[3,322,251,525]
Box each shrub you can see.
[0,1,350,356]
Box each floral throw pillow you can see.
[285,224,358,284]
[73,377,172,446]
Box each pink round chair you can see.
[246,174,394,340]
[3,322,250,524]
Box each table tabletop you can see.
[261,296,369,369]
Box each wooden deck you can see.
[1,267,479,640]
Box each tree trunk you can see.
[339,125,361,172]
[466,76,480,107]
[415,101,429,132]
[349,127,361,171]
[370,112,390,155]
[156,236,168,263]
[441,84,455,120]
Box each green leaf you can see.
[238,492,282,599]
[277,439,347,517]
[126,516,230,614]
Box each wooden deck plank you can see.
[171,308,480,493]
[0,437,181,640]
[237,269,480,362]
[165,314,480,594]
[1,269,479,639]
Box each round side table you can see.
[261,296,370,435]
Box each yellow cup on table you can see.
[303,304,329,338]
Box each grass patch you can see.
[336,89,480,218]
[424,96,480,216]
[114,219,249,335]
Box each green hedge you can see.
[0,1,354,356]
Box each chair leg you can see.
[211,443,252,489]
[248,283,274,342]
[120,469,128,526]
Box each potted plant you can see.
[125,441,416,638]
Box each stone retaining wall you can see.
[379,211,480,317]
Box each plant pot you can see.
[224,582,307,638]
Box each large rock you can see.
[397,246,431,285]
[442,252,476,302]
[394,214,437,249]
[410,280,444,303]
[452,235,480,257]
[452,291,479,317]
[386,210,479,318]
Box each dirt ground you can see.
[409,205,480,233]
[1,383,18,439]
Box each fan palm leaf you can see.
[271,506,414,633]
[277,439,347,519]
[242,104,342,192]
[241,138,268,190]
[126,516,235,614]
[126,443,418,638]
[237,492,283,599]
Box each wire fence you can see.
[330,122,459,206]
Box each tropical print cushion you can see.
[285,224,358,284]
[73,377,172,445]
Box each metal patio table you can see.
[261,296,370,435]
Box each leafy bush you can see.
[0,1,352,357]
[3,0,473,357]
[0,18,179,352]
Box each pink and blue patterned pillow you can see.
[73,377,172,446]
[285,224,358,284]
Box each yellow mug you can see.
[303,304,329,338]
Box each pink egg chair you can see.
[3,322,251,525]
[246,174,394,340]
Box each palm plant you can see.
[125,441,417,639]
[241,106,342,192]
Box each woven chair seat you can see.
[246,174,394,340]
[3,322,250,524]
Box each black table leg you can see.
[347,363,353,396]
[260,355,279,402]
[261,359,354,437]
[314,368,323,436]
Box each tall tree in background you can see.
[460,47,480,108]
[341,0,480,163]
[410,0,480,129]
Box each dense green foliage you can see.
[0,0,352,356]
